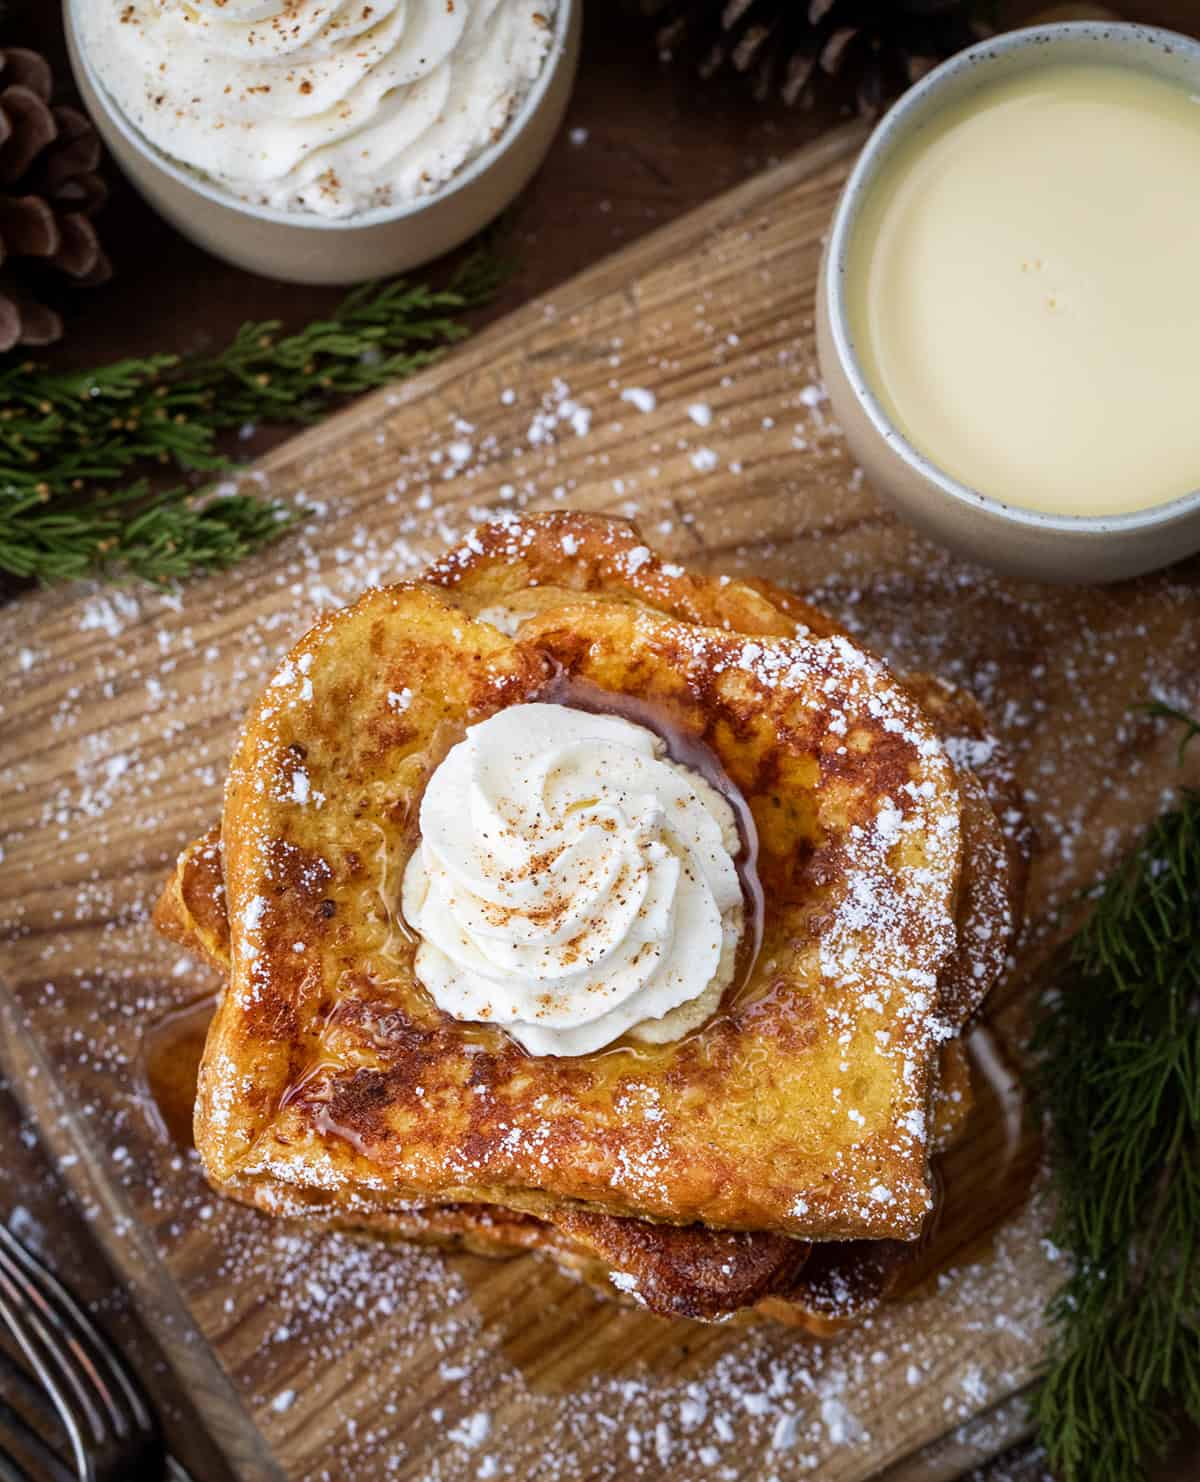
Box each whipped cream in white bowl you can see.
[64,0,580,282]
[402,704,747,1057]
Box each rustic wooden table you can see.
[3,3,1198,1479]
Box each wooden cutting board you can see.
[2,122,1199,1482]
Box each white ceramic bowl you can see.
[65,1,581,285]
[817,22,1200,585]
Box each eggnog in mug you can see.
[846,62,1200,518]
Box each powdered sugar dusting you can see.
[2,204,1198,1482]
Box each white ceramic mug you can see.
[816,22,1200,585]
[64,0,581,286]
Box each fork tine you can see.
[0,1395,75,1482]
[0,1227,155,1441]
[0,1275,92,1481]
[0,1260,112,1446]
[0,1339,63,1430]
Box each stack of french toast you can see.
[155,513,1029,1333]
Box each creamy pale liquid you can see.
[848,64,1200,516]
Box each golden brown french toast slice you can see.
[157,515,1030,1328]
[195,579,961,1238]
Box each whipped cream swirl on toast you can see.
[80,1,556,218]
[402,703,745,1056]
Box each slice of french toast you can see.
[197,583,960,1238]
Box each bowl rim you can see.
[64,0,578,232]
[823,19,1200,538]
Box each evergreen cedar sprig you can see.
[0,244,506,585]
[0,480,290,585]
[1030,706,1200,1482]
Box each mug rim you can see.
[64,0,577,233]
[823,20,1200,539]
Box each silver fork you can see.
[0,1222,192,1482]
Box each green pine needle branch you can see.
[1030,705,1200,1482]
[0,243,506,585]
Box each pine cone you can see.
[638,0,991,114]
[0,46,111,353]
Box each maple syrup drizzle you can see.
[135,993,218,1149]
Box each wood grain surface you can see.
[3,117,1200,1481]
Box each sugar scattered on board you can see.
[3,262,1197,1482]
[620,388,657,414]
